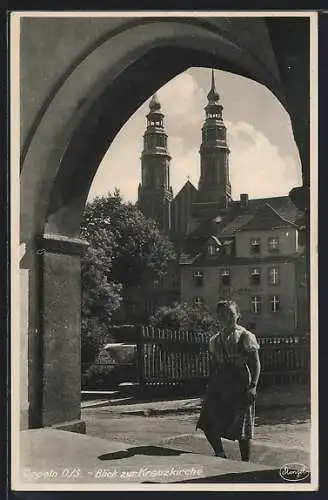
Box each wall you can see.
[235,228,298,258]
[181,260,297,335]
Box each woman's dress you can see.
[196,325,260,441]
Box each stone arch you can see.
[18,16,309,430]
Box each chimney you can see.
[240,193,249,208]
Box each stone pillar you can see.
[38,233,88,433]
[20,244,30,429]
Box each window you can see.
[270,295,280,313]
[193,271,204,287]
[207,243,217,256]
[268,267,280,285]
[194,296,203,306]
[250,238,261,254]
[250,267,261,285]
[268,236,280,253]
[250,295,262,314]
[220,268,231,286]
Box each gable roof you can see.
[246,196,304,225]
[174,180,198,200]
[238,202,298,232]
[208,235,223,246]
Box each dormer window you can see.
[193,271,204,287]
[207,243,217,256]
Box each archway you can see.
[17,15,310,431]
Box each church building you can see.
[136,71,308,336]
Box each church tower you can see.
[192,70,232,219]
[138,93,173,233]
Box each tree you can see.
[149,301,218,333]
[80,190,176,360]
[81,190,176,287]
[81,244,122,363]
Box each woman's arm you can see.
[246,349,261,389]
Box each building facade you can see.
[136,72,308,336]
[180,200,307,335]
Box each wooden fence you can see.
[136,326,309,393]
[82,325,310,392]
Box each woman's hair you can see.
[216,300,241,322]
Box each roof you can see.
[174,180,198,200]
[187,196,304,239]
[240,202,298,232]
[244,196,304,224]
[179,252,202,265]
[208,235,223,246]
[180,195,305,259]
[218,213,254,236]
[185,215,231,239]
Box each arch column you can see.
[36,233,88,432]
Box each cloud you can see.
[87,69,302,204]
[88,71,205,202]
[226,121,302,198]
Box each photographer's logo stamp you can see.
[279,463,310,482]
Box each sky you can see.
[87,67,302,203]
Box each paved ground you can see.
[82,404,311,468]
[17,387,312,487]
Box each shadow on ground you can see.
[99,445,189,460]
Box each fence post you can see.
[136,324,145,398]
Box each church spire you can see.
[207,69,220,103]
[205,69,223,120]
[146,92,164,128]
[192,70,232,217]
[149,92,161,111]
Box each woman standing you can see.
[196,300,261,462]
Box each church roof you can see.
[149,93,161,112]
[174,180,198,199]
